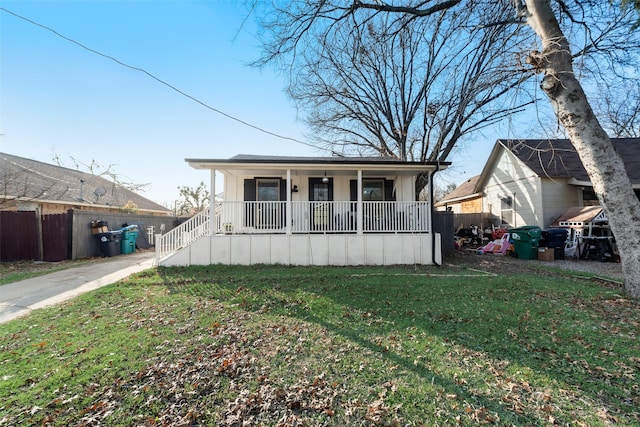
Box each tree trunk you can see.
[524,0,640,297]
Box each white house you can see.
[477,138,640,228]
[156,154,449,267]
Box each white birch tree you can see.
[520,0,640,297]
[255,0,640,297]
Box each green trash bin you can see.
[121,227,139,254]
[510,226,542,260]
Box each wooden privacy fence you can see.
[451,212,501,231]
[432,210,455,257]
[41,212,70,261]
[1,210,178,262]
[0,211,69,262]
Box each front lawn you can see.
[1,264,638,426]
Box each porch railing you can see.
[155,206,210,262]
[155,201,431,263]
[214,201,430,234]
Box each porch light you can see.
[292,185,299,193]
[322,171,329,184]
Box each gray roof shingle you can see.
[0,152,169,212]
[215,154,449,166]
[437,175,481,204]
[499,138,640,183]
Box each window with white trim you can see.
[500,196,513,226]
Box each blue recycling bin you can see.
[120,226,139,254]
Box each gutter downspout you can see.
[210,169,216,235]
[286,169,292,235]
[513,192,516,228]
[431,162,441,266]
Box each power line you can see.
[0,7,325,152]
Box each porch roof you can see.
[549,206,606,227]
[186,154,450,176]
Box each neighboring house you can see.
[475,138,640,228]
[0,152,170,215]
[434,175,482,213]
[156,154,449,267]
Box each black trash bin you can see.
[97,231,122,257]
[542,228,569,259]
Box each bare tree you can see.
[255,0,640,297]
[596,83,640,137]
[176,181,210,216]
[260,2,533,196]
[52,155,149,194]
[433,182,458,203]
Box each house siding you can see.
[444,203,462,214]
[161,233,440,267]
[461,197,482,213]
[482,149,543,227]
[435,196,482,213]
[540,179,580,228]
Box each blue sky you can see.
[1,1,510,207]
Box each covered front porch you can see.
[156,154,448,267]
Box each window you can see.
[500,196,513,226]
[363,179,385,201]
[257,179,280,201]
[243,178,285,229]
[349,179,395,202]
[582,188,599,206]
[500,196,512,210]
[312,183,330,202]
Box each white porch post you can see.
[357,169,363,235]
[286,169,292,235]
[427,171,432,233]
[210,169,216,235]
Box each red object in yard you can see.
[492,228,508,240]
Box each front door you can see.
[309,177,333,231]
[257,179,280,228]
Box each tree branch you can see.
[351,0,461,16]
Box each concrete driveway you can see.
[0,251,155,324]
